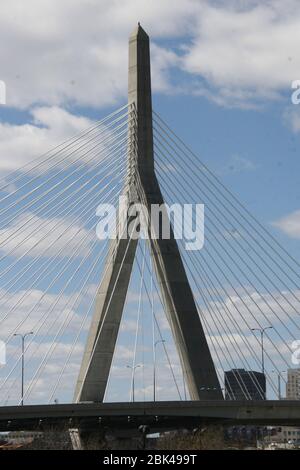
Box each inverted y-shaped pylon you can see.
[74,25,222,402]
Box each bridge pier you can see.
[70,425,151,450]
[70,427,106,450]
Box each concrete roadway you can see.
[0,400,300,432]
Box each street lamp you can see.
[13,331,33,405]
[251,327,273,376]
[182,369,187,401]
[272,370,286,400]
[127,364,141,402]
[153,339,165,402]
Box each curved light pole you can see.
[251,327,273,376]
[127,364,141,402]
[14,331,33,405]
[153,339,165,402]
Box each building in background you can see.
[224,369,266,400]
[274,426,300,445]
[286,369,300,400]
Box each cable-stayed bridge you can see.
[0,25,300,440]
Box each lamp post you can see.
[251,327,273,376]
[182,370,187,401]
[153,339,165,402]
[14,331,33,405]
[127,364,141,402]
[272,370,286,400]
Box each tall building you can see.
[225,369,266,400]
[286,369,300,400]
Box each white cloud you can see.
[108,345,186,401]
[120,319,139,333]
[273,209,300,238]
[283,106,300,133]
[1,1,298,111]
[0,289,92,403]
[223,154,257,174]
[181,0,300,107]
[28,341,84,362]
[0,0,196,109]
[199,285,300,382]
[0,287,90,339]
[204,287,300,334]
[150,44,182,94]
[0,212,94,258]
[0,106,94,174]
[114,344,134,360]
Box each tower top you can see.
[129,23,149,40]
[128,22,153,172]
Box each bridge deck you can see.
[0,400,300,432]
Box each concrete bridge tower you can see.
[74,24,222,403]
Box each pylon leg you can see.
[74,236,137,403]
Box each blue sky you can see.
[0,0,299,404]
[157,95,300,263]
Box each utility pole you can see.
[127,364,141,402]
[251,327,273,376]
[272,370,286,400]
[14,332,33,405]
[153,339,165,402]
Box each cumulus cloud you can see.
[0,212,94,258]
[0,103,127,199]
[1,341,84,403]
[203,287,300,335]
[0,285,93,403]
[0,106,95,174]
[273,209,300,238]
[0,287,91,339]
[0,1,299,110]
[0,0,196,109]
[181,0,300,107]
[108,343,186,402]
